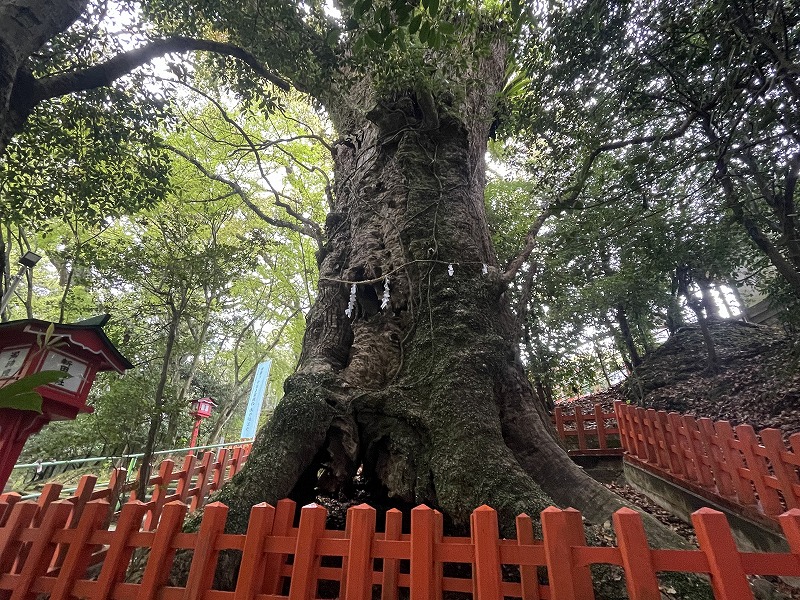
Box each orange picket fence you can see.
[0,444,250,535]
[614,401,800,522]
[1,495,799,600]
[552,404,624,456]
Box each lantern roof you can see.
[0,315,132,373]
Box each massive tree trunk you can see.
[206,41,686,559]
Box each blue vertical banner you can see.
[240,359,272,439]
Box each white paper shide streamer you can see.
[381,277,390,310]
[345,283,357,318]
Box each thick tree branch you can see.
[30,36,289,105]
[501,208,553,285]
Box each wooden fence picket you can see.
[0,502,37,574]
[138,501,188,600]
[410,505,436,600]
[143,459,174,530]
[262,498,295,595]
[345,504,376,600]
[541,507,595,600]
[234,503,275,600]
[735,425,783,515]
[612,508,660,600]
[692,507,753,600]
[182,501,228,600]
[779,508,800,556]
[715,420,757,505]
[0,494,21,527]
[288,503,327,600]
[174,454,196,505]
[594,404,609,450]
[89,500,148,600]
[189,452,214,512]
[696,418,732,495]
[380,508,402,600]
[471,505,502,600]
[515,513,541,600]
[760,428,800,510]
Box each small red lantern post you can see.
[0,315,132,490]
[189,397,216,448]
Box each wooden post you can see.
[49,500,109,600]
[345,504,376,600]
[735,425,783,515]
[234,503,276,600]
[612,508,660,600]
[554,407,566,445]
[575,407,587,451]
[715,421,756,506]
[175,454,196,506]
[760,428,800,510]
[139,501,188,600]
[189,452,214,512]
[697,418,733,496]
[541,507,594,600]
[410,505,436,600]
[692,508,752,600]
[143,460,174,530]
[182,502,228,600]
[471,505,502,600]
[380,509,402,600]
[594,404,608,450]
[515,513,540,600]
[90,501,148,600]
[288,503,327,600]
[262,498,295,595]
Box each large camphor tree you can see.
[137,0,676,543]
[1,0,699,565]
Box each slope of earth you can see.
[558,321,800,598]
[571,320,800,440]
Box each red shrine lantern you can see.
[0,315,131,490]
[189,397,216,448]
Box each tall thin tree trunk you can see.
[137,309,180,498]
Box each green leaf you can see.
[428,0,439,17]
[0,371,65,413]
[0,392,43,412]
[439,21,455,35]
[510,0,522,21]
[353,0,372,20]
[366,29,383,47]
[419,20,431,43]
[408,14,423,34]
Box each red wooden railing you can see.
[1,495,799,600]
[0,444,250,533]
[614,401,800,522]
[552,404,624,456]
